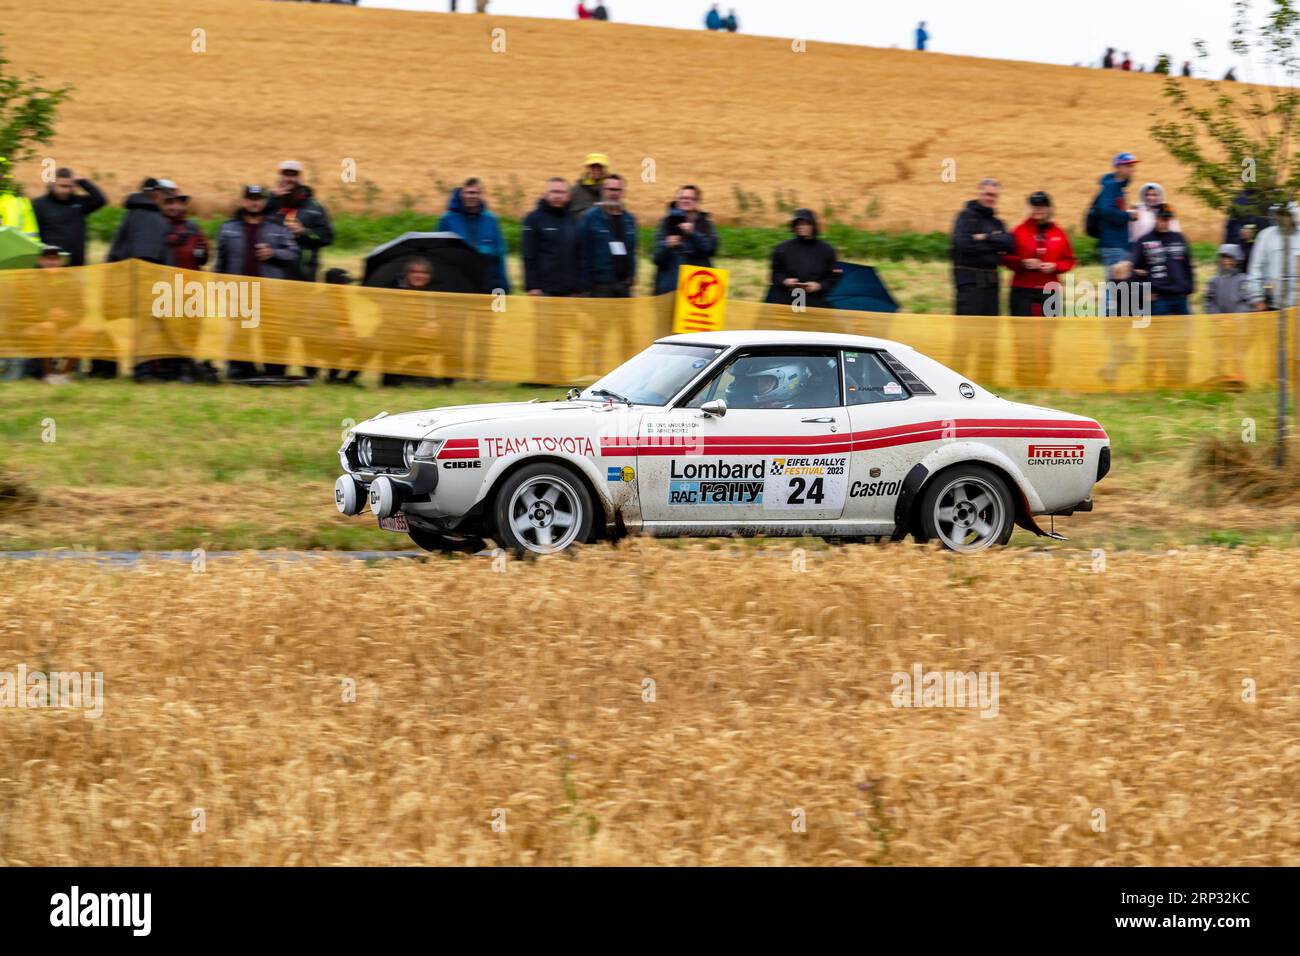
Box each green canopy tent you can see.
[0,225,44,270]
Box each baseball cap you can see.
[584,152,610,167]
[243,184,266,199]
[1218,243,1244,260]
[155,179,178,191]
[279,160,303,173]
[1028,190,1052,207]
[1156,202,1176,219]
[1113,152,1141,166]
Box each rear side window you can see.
[844,350,909,405]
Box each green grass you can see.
[0,379,1294,552]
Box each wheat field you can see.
[1,543,1296,866]
[1,0,1225,236]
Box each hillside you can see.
[1,0,1226,236]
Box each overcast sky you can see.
[359,0,1256,77]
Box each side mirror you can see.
[700,399,728,418]
[566,387,581,401]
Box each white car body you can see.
[335,331,1110,552]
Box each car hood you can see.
[352,400,630,439]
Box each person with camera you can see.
[652,185,718,295]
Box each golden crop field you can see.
[2,544,1297,866]
[0,0,1225,236]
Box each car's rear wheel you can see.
[408,526,486,554]
[917,465,1015,553]
[492,463,593,555]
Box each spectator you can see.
[652,184,718,294]
[1132,203,1195,315]
[1002,191,1075,317]
[724,9,738,32]
[1130,182,1180,242]
[1246,202,1300,311]
[1224,188,1271,264]
[1205,244,1250,314]
[1181,60,1192,77]
[0,158,40,239]
[266,160,333,281]
[576,173,637,297]
[950,178,1015,316]
[570,153,609,216]
[769,208,838,310]
[706,3,722,30]
[106,177,170,263]
[436,177,510,293]
[1121,53,1132,71]
[1225,67,1238,81]
[32,168,105,266]
[592,3,609,20]
[25,246,78,383]
[1102,47,1115,69]
[577,2,591,18]
[1091,152,1140,315]
[915,21,928,52]
[161,192,210,271]
[522,177,579,296]
[216,185,299,380]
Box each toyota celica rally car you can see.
[334,331,1110,555]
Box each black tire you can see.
[408,527,486,554]
[491,462,594,556]
[916,464,1015,552]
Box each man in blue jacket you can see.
[1093,152,1140,314]
[437,178,510,294]
[576,174,637,297]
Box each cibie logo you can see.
[1028,444,1086,466]
[442,459,482,469]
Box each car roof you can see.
[656,329,915,352]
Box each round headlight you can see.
[357,436,373,468]
[403,440,417,470]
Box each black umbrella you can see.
[363,231,489,293]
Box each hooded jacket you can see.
[436,187,510,293]
[215,210,299,280]
[1093,172,1134,251]
[769,208,838,307]
[107,191,170,264]
[575,202,638,291]
[1246,210,1300,308]
[1129,182,1181,242]
[266,184,333,281]
[950,199,1015,282]
[652,202,718,295]
[1205,262,1252,315]
[1132,226,1195,297]
[521,197,579,295]
[33,178,106,266]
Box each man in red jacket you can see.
[1001,191,1075,385]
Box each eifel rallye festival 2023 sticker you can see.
[667,456,849,508]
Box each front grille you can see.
[348,435,409,470]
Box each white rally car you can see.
[334,331,1110,554]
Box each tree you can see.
[0,36,72,195]
[1150,0,1300,222]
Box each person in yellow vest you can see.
[0,156,40,238]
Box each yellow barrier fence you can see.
[0,260,1293,393]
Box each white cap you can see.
[279,160,303,173]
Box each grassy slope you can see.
[1,380,1294,552]
[3,0,1234,239]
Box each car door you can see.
[638,347,850,524]
[841,348,931,523]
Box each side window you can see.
[844,350,910,405]
[686,351,841,409]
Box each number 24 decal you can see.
[787,476,825,505]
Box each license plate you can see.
[377,513,409,533]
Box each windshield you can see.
[580,343,723,406]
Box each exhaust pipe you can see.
[334,476,365,516]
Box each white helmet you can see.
[730,361,812,408]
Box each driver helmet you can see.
[731,361,812,408]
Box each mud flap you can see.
[890,463,929,541]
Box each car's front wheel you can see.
[492,463,593,555]
[917,465,1015,552]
